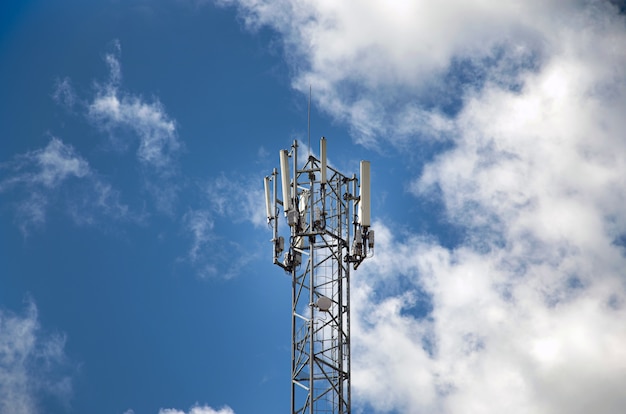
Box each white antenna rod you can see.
[320,137,327,184]
[359,160,371,227]
[264,176,272,220]
[307,85,311,156]
[279,149,292,212]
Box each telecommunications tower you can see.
[264,138,374,414]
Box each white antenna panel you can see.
[280,149,292,211]
[264,176,272,220]
[359,160,371,227]
[299,190,310,214]
[320,137,327,184]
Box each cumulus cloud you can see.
[0,137,129,234]
[219,0,542,145]
[353,220,626,414]
[0,299,73,414]
[158,404,235,414]
[221,0,625,148]
[223,0,626,413]
[415,53,626,249]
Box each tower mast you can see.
[265,138,374,413]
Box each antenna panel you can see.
[279,149,292,212]
[264,176,272,220]
[320,137,327,184]
[359,160,371,227]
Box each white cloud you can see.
[0,299,73,414]
[106,39,123,87]
[221,0,625,147]
[0,137,89,190]
[159,404,235,414]
[88,42,181,173]
[52,77,77,110]
[378,15,626,411]
[353,220,626,414]
[219,0,540,144]
[90,93,180,169]
[0,138,131,234]
[183,209,215,262]
[223,1,626,413]
[82,41,182,214]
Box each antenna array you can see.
[265,138,374,414]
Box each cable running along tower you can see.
[264,138,374,414]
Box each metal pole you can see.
[308,163,315,414]
[338,176,344,414]
[309,164,316,414]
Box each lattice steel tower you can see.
[264,138,374,414]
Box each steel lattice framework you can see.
[265,139,373,414]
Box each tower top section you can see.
[264,138,374,272]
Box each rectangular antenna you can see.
[308,86,311,154]
[359,160,371,227]
[320,137,327,184]
[279,149,292,211]
[264,176,272,220]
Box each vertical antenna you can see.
[308,85,311,156]
[320,137,327,185]
[279,149,292,212]
[264,176,272,221]
[359,160,371,228]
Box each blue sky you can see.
[2,1,626,414]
